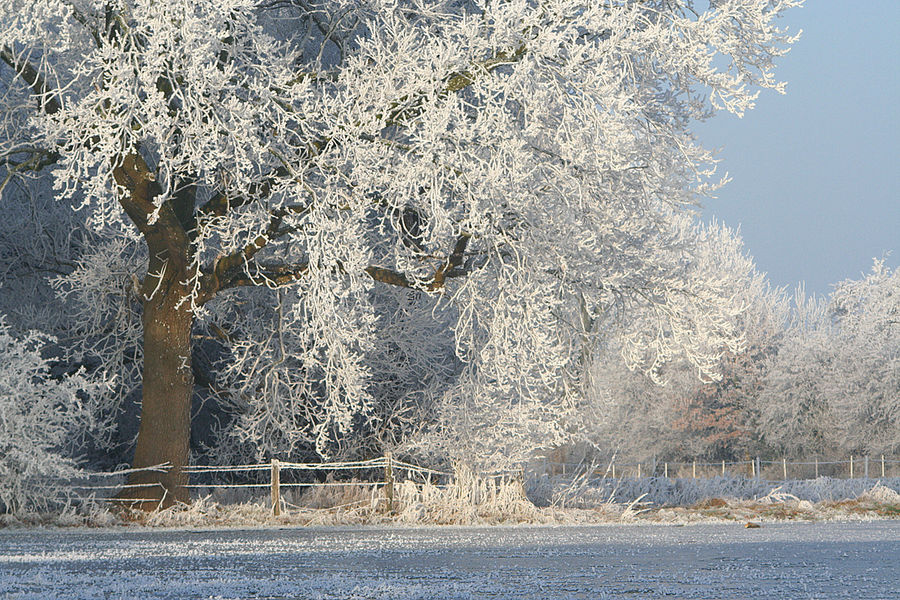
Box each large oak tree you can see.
[0,0,799,504]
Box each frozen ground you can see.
[2,522,898,599]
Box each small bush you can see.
[0,319,107,513]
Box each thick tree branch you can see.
[431,232,472,287]
[197,200,315,303]
[363,265,415,288]
[203,231,473,302]
[366,232,473,291]
[197,215,284,303]
[0,149,59,194]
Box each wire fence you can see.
[544,455,900,481]
[58,454,900,515]
[64,453,495,514]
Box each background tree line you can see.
[586,259,899,465]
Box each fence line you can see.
[82,462,173,477]
[183,464,270,473]
[544,454,900,480]
[68,454,470,515]
[393,460,454,477]
[61,453,900,516]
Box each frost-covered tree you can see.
[582,226,789,464]
[0,0,800,503]
[0,317,108,513]
[754,289,836,456]
[827,259,899,455]
[665,268,790,461]
[757,262,899,458]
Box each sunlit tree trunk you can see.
[126,257,193,505]
[114,153,194,506]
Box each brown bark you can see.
[113,152,195,507]
[123,251,194,507]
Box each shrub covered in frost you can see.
[0,318,107,513]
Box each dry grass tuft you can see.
[293,476,380,510]
[395,464,543,525]
[0,501,119,529]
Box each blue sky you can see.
[696,1,898,297]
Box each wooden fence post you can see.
[611,462,616,479]
[755,457,760,479]
[815,457,819,479]
[882,455,886,478]
[270,458,281,516]
[864,455,869,479]
[850,455,854,479]
[637,463,641,478]
[664,462,668,478]
[384,451,394,514]
[692,460,696,479]
[722,460,726,476]
[782,457,787,480]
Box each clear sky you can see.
[696,1,899,297]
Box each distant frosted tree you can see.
[754,289,836,456]
[755,262,899,458]
[0,318,108,513]
[581,227,789,464]
[826,260,899,455]
[0,0,800,502]
[667,271,790,461]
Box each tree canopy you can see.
[0,0,801,503]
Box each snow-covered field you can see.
[2,521,898,599]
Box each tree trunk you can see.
[113,153,195,508]
[124,252,194,507]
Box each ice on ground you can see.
[1,521,898,599]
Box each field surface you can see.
[2,521,898,599]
